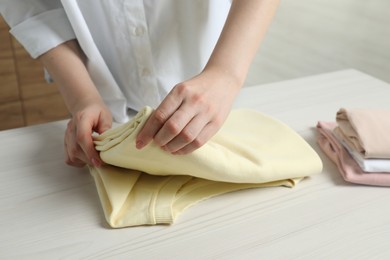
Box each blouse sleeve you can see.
[0,0,76,58]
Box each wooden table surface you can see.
[1,69,390,259]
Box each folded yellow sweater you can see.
[90,107,322,228]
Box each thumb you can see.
[96,110,112,134]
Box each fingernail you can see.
[136,140,144,149]
[92,158,101,167]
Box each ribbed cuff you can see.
[153,176,192,224]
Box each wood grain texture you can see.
[1,70,390,259]
[11,38,59,100]
[0,101,24,130]
[0,16,69,129]
[0,19,19,103]
[23,92,70,126]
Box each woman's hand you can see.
[39,40,113,167]
[64,101,112,167]
[136,0,279,155]
[136,68,241,154]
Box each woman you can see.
[0,0,279,167]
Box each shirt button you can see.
[133,26,145,36]
[141,68,151,77]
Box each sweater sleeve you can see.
[0,0,76,58]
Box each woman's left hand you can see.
[136,68,241,154]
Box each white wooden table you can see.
[1,69,390,259]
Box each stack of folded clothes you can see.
[317,108,390,186]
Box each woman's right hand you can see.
[37,40,112,168]
[64,101,112,168]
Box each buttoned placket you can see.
[124,1,161,107]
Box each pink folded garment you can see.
[336,108,390,159]
[317,121,390,187]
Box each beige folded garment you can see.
[336,108,390,159]
[91,107,322,228]
[89,166,296,227]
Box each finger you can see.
[76,118,102,167]
[65,149,86,167]
[96,111,112,134]
[154,108,197,147]
[162,113,208,153]
[173,122,218,155]
[135,110,167,149]
[136,94,182,149]
[64,129,87,167]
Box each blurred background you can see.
[0,16,69,131]
[246,0,390,85]
[1,0,389,130]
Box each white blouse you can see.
[0,0,231,122]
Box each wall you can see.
[246,0,390,86]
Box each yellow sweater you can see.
[90,107,322,228]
